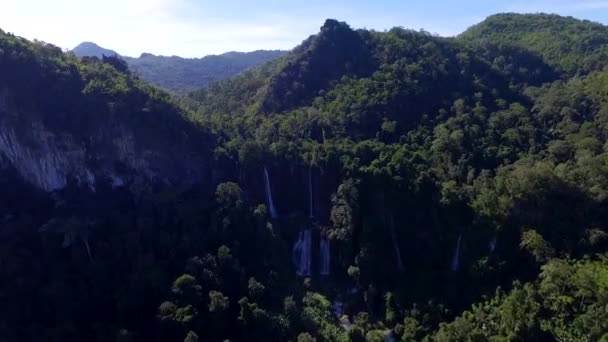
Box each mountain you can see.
[1,32,214,193]
[185,16,608,341]
[72,41,118,58]
[71,42,286,93]
[123,50,286,93]
[458,13,608,76]
[2,13,608,342]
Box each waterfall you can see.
[451,235,462,272]
[390,232,405,272]
[293,230,312,276]
[308,166,314,219]
[82,236,93,262]
[384,332,397,342]
[263,166,278,219]
[386,216,404,272]
[489,236,497,254]
[332,300,344,318]
[320,238,330,276]
[292,231,303,268]
[301,230,312,276]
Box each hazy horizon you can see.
[2,0,608,58]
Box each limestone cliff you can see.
[0,87,212,193]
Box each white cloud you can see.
[501,0,608,15]
[0,0,314,57]
[0,0,605,57]
[572,1,608,9]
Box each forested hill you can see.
[458,13,608,76]
[183,15,608,341]
[0,32,213,192]
[124,50,286,93]
[1,13,608,342]
[71,42,286,93]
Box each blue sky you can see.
[1,0,607,57]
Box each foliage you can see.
[72,41,286,93]
[459,13,608,76]
[2,12,608,342]
[125,50,286,94]
[432,256,608,341]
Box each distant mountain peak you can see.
[125,50,287,93]
[72,42,119,58]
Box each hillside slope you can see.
[458,13,608,76]
[182,15,608,341]
[124,50,286,93]
[2,13,608,342]
[1,32,213,192]
[71,42,286,93]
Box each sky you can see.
[1,0,608,58]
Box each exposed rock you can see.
[0,89,211,193]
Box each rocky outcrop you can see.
[0,88,211,193]
[0,124,86,191]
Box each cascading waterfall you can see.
[451,235,462,272]
[320,238,331,276]
[263,166,278,219]
[293,230,312,276]
[301,230,312,276]
[308,166,314,219]
[292,232,303,268]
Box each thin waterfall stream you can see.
[451,235,462,272]
[387,215,404,272]
[293,230,312,276]
[308,166,314,219]
[489,235,497,254]
[263,166,278,219]
[320,237,330,276]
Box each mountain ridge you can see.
[1,32,213,194]
[72,41,119,58]
[71,41,286,93]
[458,12,608,75]
[1,12,608,342]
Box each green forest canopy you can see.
[1,12,608,342]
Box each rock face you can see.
[0,88,211,193]
[0,123,85,191]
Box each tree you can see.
[102,54,130,74]
[248,277,265,301]
[172,274,203,305]
[158,301,179,322]
[184,330,199,342]
[209,291,229,313]
[297,332,316,342]
[521,230,555,263]
[384,292,398,326]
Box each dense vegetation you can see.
[459,13,608,76]
[72,42,286,93]
[124,51,286,94]
[2,13,608,341]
